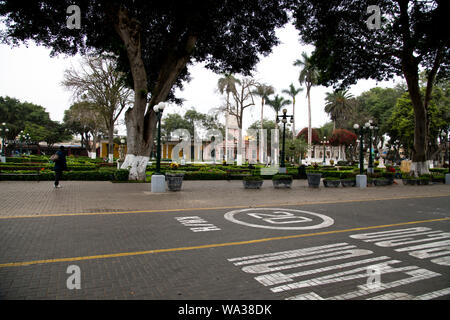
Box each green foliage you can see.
[243,175,263,181]
[114,169,129,181]
[272,174,293,181]
[183,170,227,180]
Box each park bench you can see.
[0,168,42,181]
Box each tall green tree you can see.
[63,101,106,156]
[217,73,240,161]
[324,89,354,130]
[293,0,449,175]
[0,96,53,140]
[266,95,291,129]
[62,55,133,162]
[294,52,319,157]
[1,0,291,180]
[282,83,303,138]
[252,83,274,162]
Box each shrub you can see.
[114,169,129,181]
[382,172,395,180]
[272,174,293,181]
[430,168,447,174]
[183,170,227,180]
[323,176,340,181]
[340,172,356,179]
[243,175,263,181]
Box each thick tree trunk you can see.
[260,98,264,163]
[108,118,114,163]
[292,97,296,139]
[114,8,197,180]
[307,87,312,159]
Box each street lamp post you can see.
[353,122,372,188]
[151,102,166,193]
[444,126,450,185]
[0,123,10,162]
[276,108,294,173]
[367,120,378,174]
[320,137,329,165]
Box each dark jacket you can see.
[54,150,68,171]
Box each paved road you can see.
[0,195,449,301]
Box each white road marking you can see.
[286,268,440,300]
[224,208,334,230]
[350,227,450,266]
[174,216,221,232]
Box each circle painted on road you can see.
[224,208,334,230]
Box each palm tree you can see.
[266,94,292,128]
[282,83,303,139]
[252,83,274,163]
[324,89,354,130]
[294,52,319,159]
[266,94,291,165]
[217,73,240,162]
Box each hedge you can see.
[0,170,123,181]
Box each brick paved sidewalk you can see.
[1,180,449,217]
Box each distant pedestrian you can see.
[52,146,67,188]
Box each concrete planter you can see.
[341,179,356,187]
[243,179,264,189]
[166,173,184,191]
[417,179,430,186]
[323,179,340,188]
[272,179,292,188]
[402,179,418,185]
[306,173,322,188]
[373,178,390,186]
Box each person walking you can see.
[53,146,67,188]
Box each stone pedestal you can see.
[278,167,287,174]
[446,174,450,185]
[356,174,367,188]
[0,156,5,163]
[151,174,166,193]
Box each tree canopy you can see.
[293,0,449,174]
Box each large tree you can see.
[282,83,303,139]
[226,77,257,164]
[324,89,354,130]
[293,52,319,160]
[62,55,133,162]
[63,101,107,157]
[252,83,274,162]
[293,0,449,175]
[0,0,291,179]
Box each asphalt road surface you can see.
[0,195,449,302]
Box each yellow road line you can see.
[0,194,449,220]
[1,216,449,268]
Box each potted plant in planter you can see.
[383,172,395,185]
[323,177,340,187]
[418,174,431,185]
[165,171,185,191]
[402,174,418,185]
[272,174,293,188]
[431,174,445,183]
[306,170,322,188]
[340,172,356,187]
[373,177,391,186]
[243,175,264,189]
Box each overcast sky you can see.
[0,22,400,136]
